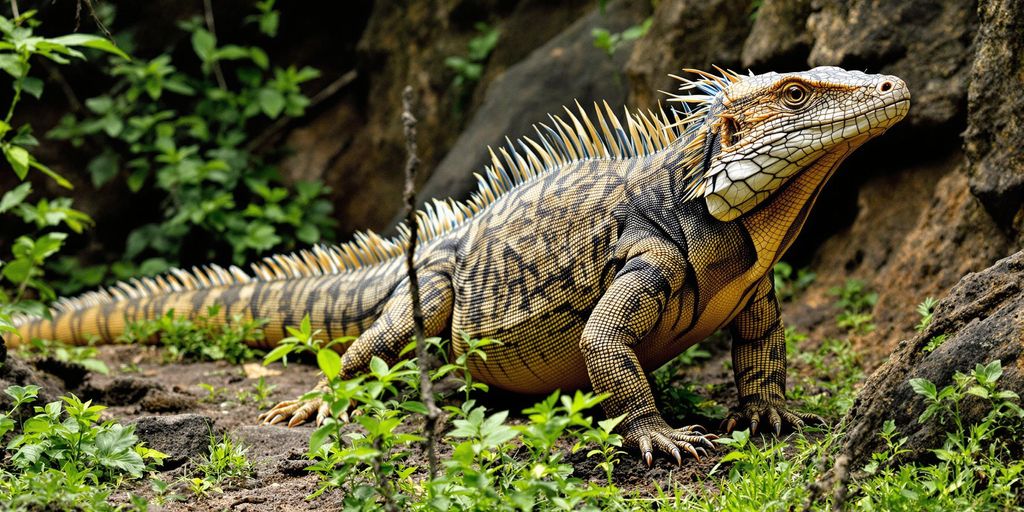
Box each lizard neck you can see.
[739,146,854,274]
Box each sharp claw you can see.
[672,448,682,466]
[683,443,700,461]
[750,419,759,435]
[695,447,708,459]
[644,451,653,467]
[287,414,305,428]
[774,422,782,436]
[268,414,286,425]
[725,418,737,433]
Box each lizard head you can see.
[673,66,910,221]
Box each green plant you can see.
[922,333,948,354]
[915,296,938,332]
[0,11,127,339]
[445,22,500,108]
[652,344,726,422]
[197,382,229,403]
[236,375,276,408]
[184,433,255,496]
[0,385,166,509]
[120,305,266,363]
[855,361,1024,510]
[15,337,110,374]
[591,17,652,57]
[48,3,335,277]
[773,261,817,302]
[830,278,877,334]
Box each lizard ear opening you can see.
[719,114,742,148]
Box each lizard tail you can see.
[7,257,405,349]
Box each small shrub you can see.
[120,305,266,363]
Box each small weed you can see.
[236,376,276,408]
[915,296,938,332]
[592,17,652,57]
[16,337,110,374]
[183,433,255,496]
[856,360,1024,509]
[445,22,500,109]
[0,385,166,509]
[922,333,948,354]
[774,261,817,302]
[197,382,230,403]
[830,279,877,334]
[121,305,266,363]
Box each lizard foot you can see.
[722,399,825,436]
[257,382,332,427]
[622,414,717,466]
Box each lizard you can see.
[4,66,910,465]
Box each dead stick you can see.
[202,0,228,90]
[401,85,440,479]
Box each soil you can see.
[0,316,845,511]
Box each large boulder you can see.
[415,0,648,208]
[964,0,1024,228]
[841,249,1024,470]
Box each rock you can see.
[624,0,751,109]
[964,0,1024,228]
[133,413,216,470]
[232,425,313,477]
[0,357,65,417]
[741,0,813,70]
[78,374,195,412]
[415,0,648,209]
[807,0,977,128]
[840,250,1024,470]
[282,0,604,235]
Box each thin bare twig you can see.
[401,85,440,479]
[9,0,18,20]
[202,0,228,90]
[78,0,114,39]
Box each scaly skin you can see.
[5,67,910,465]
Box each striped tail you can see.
[7,247,406,349]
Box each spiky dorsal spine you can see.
[16,69,738,323]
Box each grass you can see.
[3,268,1022,510]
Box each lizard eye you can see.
[781,83,810,109]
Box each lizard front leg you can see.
[724,275,823,435]
[259,271,453,427]
[581,246,716,466]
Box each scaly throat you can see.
[738,144,856,274]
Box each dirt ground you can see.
[2,299,843,510]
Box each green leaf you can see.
[191,29,216,62]
[263,344,292,366]
[401,401,429,415]
[257,88,286,118]
[29,159,73,189]
[0,182,31,213]
[85,95,113,114]
[317,348,341,379]
[4,144,30,179]
[48,34,131,60]
[20,77,43,99]
[369,356,388,377]
[87,151,119,187]
[909,378,937,400]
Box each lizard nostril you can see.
[878,81,894,93]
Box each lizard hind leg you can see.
[258,272,454,428]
